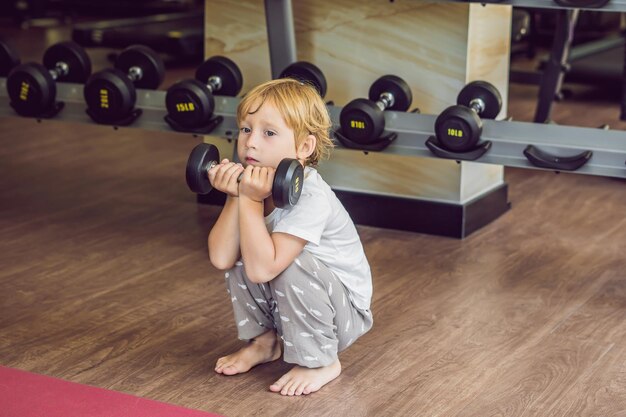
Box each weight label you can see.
[19,82,29,101]
[176,103,196,112]
[447,128,463,138]
[350,120,365,130]
[294,176,300,193]
[99,89,109,109]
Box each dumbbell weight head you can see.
[280,61,327,98]
[7,41,91,117]
[273,159,304,209]
[166,56,243,129]
[43,41,92,83]
[339,75,412,144]
[83,68,136,123]
[195,56,243,96]
[84,45,163,123]
[166,79,215,129]
[434,80,500,152]
[457,80,502,120]
[7,63,55,117]
[368,75,412,112]
[0,40,20,77]
[186,143,220,195]
[339,98,385,144]
[115,45,165,89]
[434,106,482,152]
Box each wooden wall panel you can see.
[204,0,511,203]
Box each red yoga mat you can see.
[0,366,223,417]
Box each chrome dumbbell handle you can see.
[128,66,143,82]
[375,91,395,112]
[204,160,244,182]
[206,75,222,93]
[49,61,69,80]
[469,98,486,115]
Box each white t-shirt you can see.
[264,167,372,310]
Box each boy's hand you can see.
[207,159,244,197]
[239,165,275,203]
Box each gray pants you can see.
[224,251,373,368]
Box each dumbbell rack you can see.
[437,0,626,12]
[1,78,624,179]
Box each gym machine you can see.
[509,8,626,123]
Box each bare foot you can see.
[215,330,281,376]
[269,359,341,396]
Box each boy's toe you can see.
[295,382,306,396]
[281,380,296,396]
[222,364,240,375]
[270,375,289,392]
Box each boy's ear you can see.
[296,134,316,162]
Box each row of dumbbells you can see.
[0,40,325,130]
[1,40,502,156]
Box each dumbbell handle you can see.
[49,62,69,80]
[468,98,486,115]
[204,160,245,183]
[375,91,395,111]
[128,66,143,82]
[206,75,222,94]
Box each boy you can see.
[207,78,373,396]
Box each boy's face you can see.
[236,99,303,169]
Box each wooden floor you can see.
[1,21,626,417]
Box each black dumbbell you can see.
[7,41,91,117]
[339,75,412,144]
[433,81,502,153]
[84,45,164,124]
[280,61,327,98]
[186,143,304,209]
[0,40,20,77]
[165,56,242,130]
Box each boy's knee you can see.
[270,254,313,292]
[224,260,249,287]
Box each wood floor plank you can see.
[546,343,626,417]
[448,272,626,417]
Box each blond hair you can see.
[237,78,333,167]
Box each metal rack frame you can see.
[2,79,623,178]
